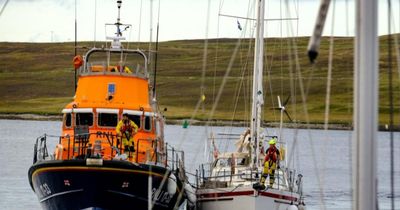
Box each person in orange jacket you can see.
[260,137,280,188]
[116,113,139,155]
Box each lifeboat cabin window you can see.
[98,113,118,127]
[144,116,151,131]
[126,114,141,128]
[76,113,93,127]
[64,113,72,128]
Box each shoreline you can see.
[1,113,397,131]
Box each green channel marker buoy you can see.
[182,120,189,128]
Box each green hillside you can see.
[0,37,398,126]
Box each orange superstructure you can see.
[57,49,164,164]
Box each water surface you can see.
[0,119,399,210]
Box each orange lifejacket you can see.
[265,146,279,162]
[120,121,133,133]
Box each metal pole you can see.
[153,23,159,97]
[250,0,265,168]
[74,0,77,92]
[148,165,152,210]
[353,0,378,208]
[153,0,161,97]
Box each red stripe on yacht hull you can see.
[259,191,298,201]
[198,190,298,202]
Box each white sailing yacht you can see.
[195,0,305,209]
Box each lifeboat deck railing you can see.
[32,132,185,171]
[79,48,149,79]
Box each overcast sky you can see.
[0,0,398,43]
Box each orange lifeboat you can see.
[28,1,191,210]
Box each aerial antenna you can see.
[74,0,77,92]
[117,0,122,35]
[106,1,129,49]
[148,0,154,64]
[153,0,161,98]
[93,0,97,47]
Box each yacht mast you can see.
[353,0,378,208]
[250,0,265,167]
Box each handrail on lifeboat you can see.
[32,132,185,171]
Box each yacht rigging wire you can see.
[219,0,255,154]
[212,0,224,107]
[187,19,253,173]
[321,0,336,206]
[137,0,143,48]
[323,0,335,133]
[283,0,327,207]
[224,34,254,152]
[0,0,10,17]
[387,0,395,208]
[176,0,213,153]
[343,0,353,208]
[0,0,10,18]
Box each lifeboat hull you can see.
[28,160,183,210]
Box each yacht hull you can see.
[197,187,300,210]
[28,160,184,210]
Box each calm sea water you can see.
[0,119,399,210]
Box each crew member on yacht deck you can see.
[260,137,280,188]
[116,113,139,156]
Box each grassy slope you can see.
[0,37,398,125]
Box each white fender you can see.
[287,204,298,210]
[184,183,196,204]
[167,173,177,195]
[55,144,63,160]
[298,204,306,210]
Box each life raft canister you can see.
[121,122,133,133]
[265,147,278,162]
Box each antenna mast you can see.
[74,0,77,92]
[117,0,122,35]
